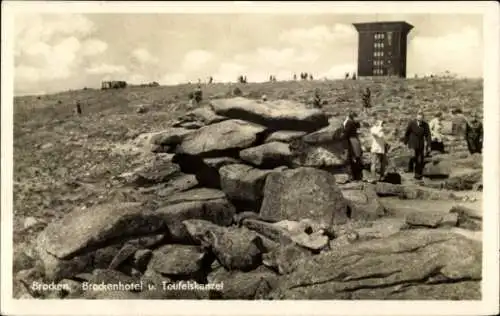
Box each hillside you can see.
[13,77,483,299]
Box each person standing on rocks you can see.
[403,111,432,180]
[370,119,389,181]
[312,89,322,109]
[343,111,363,181]
[465,113,483,154]
[362,87,371,113]
[193,85,203,106]
[429,112,445,153]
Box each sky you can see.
[13,12,483,95]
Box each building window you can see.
[387,32,393,46]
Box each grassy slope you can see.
[13,78,483,244]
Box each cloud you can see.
[85,63,128,75]
[319,63,357,79]
[279,24,357,48]
[132,48,159,64]
[408,26,482,77]
[82,39,108,56]
[213,62,248,82]
[182,49,214,72]
[160,72,188,85]
[14,14,109,92]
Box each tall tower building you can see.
[353,21,414,78]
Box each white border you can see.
[1,1,499,316]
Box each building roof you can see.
[353,21,414,34]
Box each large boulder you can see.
[268,230,482,299]
[35,203,167,281]
[443,169,482,191]
[450,205,482,231]
[423,160,452,179]
[259,168,350,226]
[405,211,458,228]
[175,119,267,157]
[183,220,267,272]
[210,97,329,132]
[37,202,167,260]
[239,142,292,168]
[288,138,346,171]
[219,164,277,212]
[155,189,236,242]
[341,184,386,221]
[301,117,343,144]
[172,154,241,189]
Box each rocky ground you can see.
[13,77,483,300]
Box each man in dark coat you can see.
[342,112,363,181]
[465,114,483,154]
[403,111,432,180]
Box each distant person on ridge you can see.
[342,112,363,182]
[403,111,431,180]
[75,100,82,115]
[293,73,297,81]
[465,113,483,154]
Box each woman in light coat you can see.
[370,119,389,181]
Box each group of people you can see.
[341,109,483,182]
[296,73,314,81]
[345,72,358,80]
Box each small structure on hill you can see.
[101,81,128,90]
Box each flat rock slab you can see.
[268,229,482,299]
[405,211,458,228]
[37,202,167,260]
[148,244,209,279]
[150,128,193,146]
[176,119,267,156]
[210,97,329,132]
[381,197,482,219]
[443,169,482,191]
[265,131,307,143]
[301,118,343,145]
[208,266,279,299]
[240,142,292,168]
[186,107,228,125]
[260,167,350,227]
